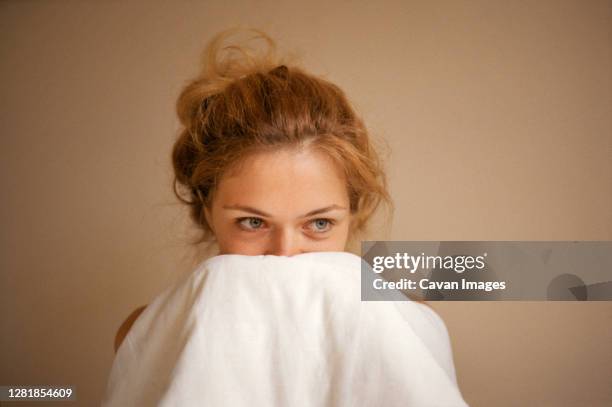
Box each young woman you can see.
[107,28,468,407]
[114,27,394,352]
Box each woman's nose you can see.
[266,228,302,256]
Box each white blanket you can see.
[102,251,469,406]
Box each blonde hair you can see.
[171,27,393,250]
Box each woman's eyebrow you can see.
[300,204,347,217]
[223,205,271,217]
[222,204,347,218]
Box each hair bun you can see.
[269,64,289,79]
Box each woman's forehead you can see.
[225,148,344,185]
[214,148,349,210]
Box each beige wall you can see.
[1,0,610,406]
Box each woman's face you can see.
[204,147,352,256]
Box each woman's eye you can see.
[237,217,265,231]
[308,218,334,233]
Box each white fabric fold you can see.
[102,251,469,406]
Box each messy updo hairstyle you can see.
[171,27,393,251]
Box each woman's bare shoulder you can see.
[114,304,148,353]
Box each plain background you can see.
[1,0,611,406]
